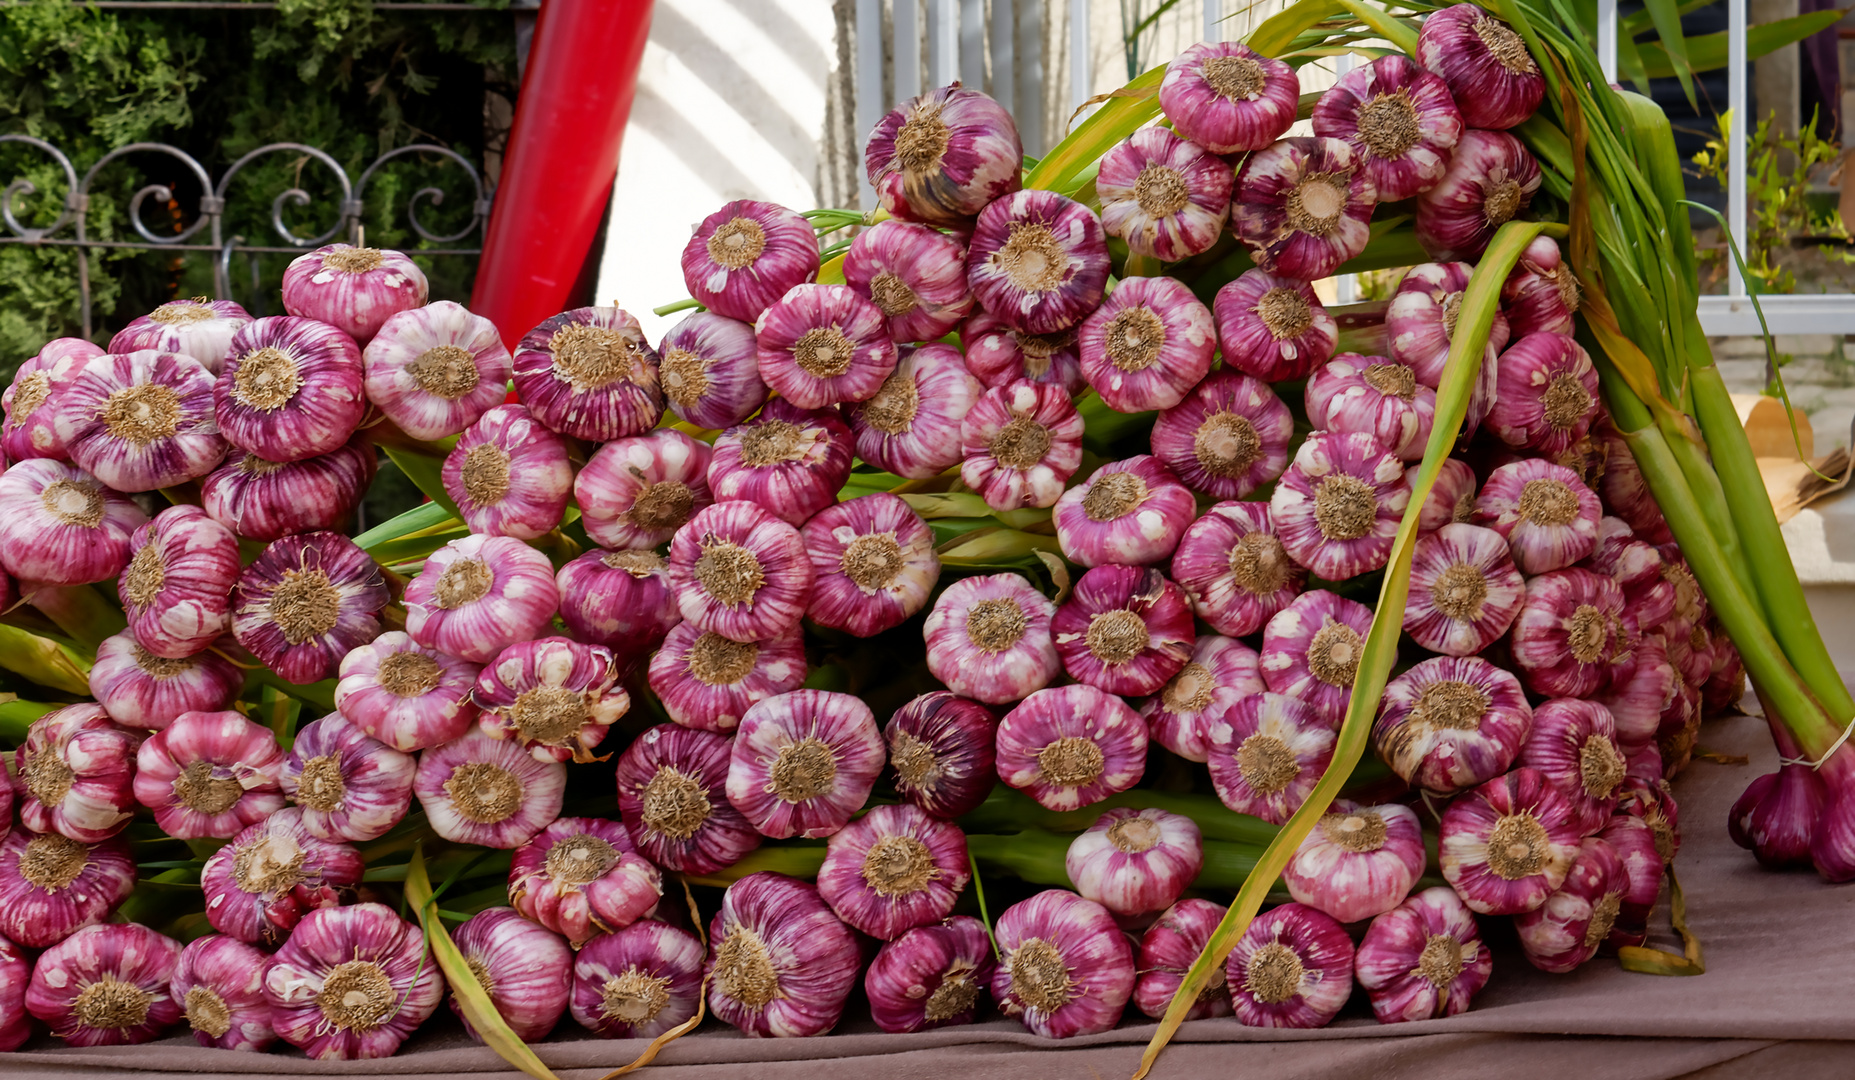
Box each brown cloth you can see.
[10,712,1854,1080]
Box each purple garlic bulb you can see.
[922,571,1061,704]
[111,298,251,375]
[280,244,427,344]
[1076,274,1216,413]
[1414,457,1479,534]
[448,907,571,1043]
[657,310,768,429]
[577,428,713,551]
[232,531,387,685]
[2,337,103,461]
[843,219,976,343]
[885,691,998,819]
[511,305,664,441]
[132,709,287,840]
[53,349,225,491]
[1215,270,1338,384]
[1133,898,1232,1021]
[1206,692,1337,824]
[1503,234,1581,337]
[708,397,855,527]
[1517,698,1628,835]
[755,282,897,407]
[864,83,1023,226]
[1160,42,1299,153]
[361,299,511,439]
[667,500,816,643]
[991,889,1134,1038]
[847,342,982,479]
[1152,368,1293,501]
[960,310,1085,394]
[335,632,481,752]
[726,689,885,840]
[802,491,941,637]
[88,630,242,731]
[1283,801,1427,924]
[1259,589,1374,726]
[1439,768,1584,915]
[404,533,561,665]
[17,704,140,843]
[200,808,362,945]
[1067,806,1203,917]
[1416,3,1546,129]
[1730,763,1826,869]
[120,505,241,658]
[171,934,276,1052]
[1097,126,1233,260]
[615,723,764,874]
[200,439,376,542]
[1415,129,1541,261]
[0,458,147,585]
[1474,459,1601,574]
[413,727,566,849]
[1403,522,1526,656]
[1599,631,1677,748]
[865,916,996,1033]
[1515,836,1627,973]
[443,403,574,540]
[1386,261,1509,436]
[707,872,862,1037]
[571,919,706,1039]
[965,189,1109,335]
[817,803,971,940]
[683,199,820,324]
[648,622,806,734]
[1510,567,1636,699]
[25,923,181,1046]
[1141,634,1263,763]
[958,380,1085,510]
[1375,655,1532,796]
[1311,53,1464,202]
[474,636,628,764]
[1051,564,1195,698]
[1355,886,1491,1022]
[1599,815,1664,947]
[1226,902,1354,1029]
[214,316,364,462]
[1170,501,1304,637]
[997,684,1148,812]
[1305,353,1437,462]
[1490,332,1600,456]
[1233,138,1377,280]
[0,830,135,948]
[556,549,683,663]
[1271,430,1411,580]
[262,903,443,1059]
[509,817,662,947]
[280,713,417,843]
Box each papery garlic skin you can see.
[404,533,561,665]
[657,311,768,429]
[25,923,182,1047]
[1473,459,1601,574]
[1270,430,1411,581]
[996,684,1148,812]
[16,704,141,843]
[1225,902,1354,1029]
[1503,235,1581,337]
[1052,564,1195,697]
[1305,354,1437,462]
[923,572,1061,704]
[803,492,941,637]
[1514,836,1626,973]
[1141,634,1263,763]
[413,727,567,849]
[1375,655,1532,796]
[1160,41,1299,153]
[1439,768,1585,915]
[844,219,976,343]
[648,622,806,733]
[263,902,442,1060]
[885,691,999,819]
[512,305,664,441]
[171,933,276,1052]
[0,458,146,585]
[232,531,387,684]
[111,298,252,376]
[1415,3,1546,130]
[865,84,1023,226]
[1206,692,1337,824]
[280,245,427,345]
[281,713,417,843]
[443,403,574,540]
[1170,501,1305,637]
[557,549,683,663]
[509,817,663,947]
[448,907,571,1044]
[1355,886,1492,1023]
[1214,270,1338,384]
[965,189,1110,335]
[361,300,512,439]
[959,379,1085,511]
[615,723,764,874]
[1517,699,1628,835]
[577,428,713,551]
[133,709,287,840]
[1152,368,1293,501]
[0,830,136,948]
[475,637,628,764]
[200,439,376,542]
[1415,129,1542,261]
[1284,801,1426,924]
[214,316,365,462]
[866,916,997,1033]
[1133,899,1232,1021]
[960,310,1086,395]
[1403,522,1526,656]
[755,282,898,407]
[1067,807,1203,917]
[571,919,707,1039]
[1511,567,1637,699]
[1077,274,1216,413]
[667,500,816,643]
[55,350,225,491]
[336,632,482,752]
[1233,138,1377,280]
[1097,127,1233,260]
[88,630,242,731]
[200,808,363,945]
[1490,333,1600,456]
[849,342,982,480]
[1311,53,1464,202]
[726,689,886,840]
[706,872,863,1037]
[1259,589,1374,726]
[817,803,971,940]
[3,338,104,461]
[991,889,1134,1038]
[708,397,856,525]
[682,199,821,323]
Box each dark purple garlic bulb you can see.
[1415,3,1546,130]
[884,692,997,820]
[1232,138,1377,280]
[965,189,1109,335]
[865,83,1023,227]
[512,306,664,441]
[1311,53,1464,202]
[681,199,820,324]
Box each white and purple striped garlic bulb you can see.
[708,398,855,526]
[1206,692,1337,824]
[16,704,140,843]
[1311,53,1464,202]
[443,403,574,539]
[1077,275,1215,413]
[1054,456,1196,568]
[133,709,286,839]
[88,630,243,731]
[648,622,806,733]
[1160,41,1299,153]
[214,316,364,462]
[200,439,376,542]
[281,713,416,842]
[1511,567,1637,698]
[1474,459,1600,573]
[706,872,863,1037]
[1225,902,1354,1029]
[991,889,1134,1038]
[0,830,135,947]
[110,298,251,375]
[335,632,481,752]
[1514,836,1626,973]
[556,549,682,663]
[885,691,998,819]
[1283,801,1426,923]
[1440,768,1584,914]
[2,337,104,461]
[54,349,225,491]
[1233,138,1377,280]
[448,908,571,1044]
[866,916,996,1033]
[577,428,713,551]
[965,189,1110,335]
[843,219,976,343]
[200,808,363,945]
[1414,457,1480,534]
[404,533,560,665]
[1403,522,1526,656]
[755,283,897,407]
[817,802,971,939]
[1502,234,1580,337]
[413,727,566,848]
[25,923,181,1047]
[1133,899,1232,1021]
[960,311,1086,395]
[802,492,941,637]
[1306,354,1437,463]
[171,934,275,1052]
[1141,634,1263,763]
[571,919,706,1039]
[959,380,1085,511]
[1517,699,1628,835]
[667,500,816,643]
[1067,807,1203,917]
[615,723,764,873]
[923,572,1062,704]
[0,458,146,585]
[1705,634,1746,715]
[509,817,662,946]
[1170,501,1304,637]
[1415,3,1545,129]
[1415,129,1542,261]
[1604,632,1680,747]
[1151,368,1293,501]
[512,306,664,440]
[996,684,1148,812]
[1600,815,1664,946]
[232,531,387,684]
[1490,333,1600,456]
[726,689,885,839]
[657,310,768,429]
[1375,655,1532,796]
[848,342,981,479]
[1098,126,1233,260]
[262,903,442,1059]
[1385,261,1509,435]
[1355,886,1491,1022]
[865,84,1022,226]
[1214,270,1338,384]
[682,199,820,323]
[475,637,628,763]
[1584,516,1678,632]
[361,300,512,439]
[1052,565,1195,698]
[1260,589,1374,726]
[280,245,427,345]
[1271,430,1411,581]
